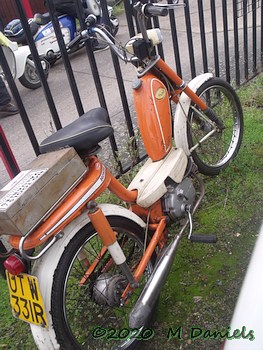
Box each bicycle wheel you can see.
[187,78,243,176]
[50,216,156,350]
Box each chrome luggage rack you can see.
[0,169,88,261]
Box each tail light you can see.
[4,254,26,275]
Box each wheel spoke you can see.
[51,219,155,349]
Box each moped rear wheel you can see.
[50,217,156,350]
[187,78,243,176]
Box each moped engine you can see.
[162,177,195,221]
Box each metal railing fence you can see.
[0,0,262,178]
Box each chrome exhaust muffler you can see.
[129,230,181,328]
[129,173,205,328]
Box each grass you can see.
[142,73,263,349]
[112,1,125,17]
[0,74,262,349]
[0,276,36,349]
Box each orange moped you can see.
[1,2,243,349]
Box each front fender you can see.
[174,73,213,155]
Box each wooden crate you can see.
[0,148,86,236]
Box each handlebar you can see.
[67,34,82,50]
[142,4,168,17]
[68,1,185,61]
[67,15,97,51]
[93,27,131,61]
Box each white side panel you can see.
[30,204,145,349]
[35,27,71,56]
[174,73,213,155]
[13,46,31,78]
[128,148,188,208]
[128,157,164,193]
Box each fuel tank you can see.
[133,72,172,161]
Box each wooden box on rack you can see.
[0,147,86,236]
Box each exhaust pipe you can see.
[129,173,205,329]
[129,233,181,328]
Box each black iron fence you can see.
[0,0,262,180]
[237,0,261,17]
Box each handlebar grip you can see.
[85,14,97,27]
[143,4,169,17]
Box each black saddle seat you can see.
[40,108,113,155]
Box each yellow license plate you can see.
[6,271,48,328]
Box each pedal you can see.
[189,234,217,243]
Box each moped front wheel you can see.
[37,216,156,350]
[19,58,49,89]
[187,78,244,176]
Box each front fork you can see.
[87,201,139,288]
[155,59,224,130]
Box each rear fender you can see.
[30,204,146,350]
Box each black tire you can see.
[45,50,57,67]
[19,58,49,89]
[187,78,243,176]
[51,217,156,350]
[46,57,57,67]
